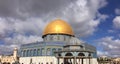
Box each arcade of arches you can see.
[56,52,92,64]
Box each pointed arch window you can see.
[37,49,40,56]
[52,48,56,55]
[47,48,51,55]
[41,48,45,56]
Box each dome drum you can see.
[42,33,74,38]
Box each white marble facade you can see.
[20,56,98,64]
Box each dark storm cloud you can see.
[0,0,74,19]
[19,0,74,16]
[0,0,19,17]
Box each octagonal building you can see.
[19,19,98,64]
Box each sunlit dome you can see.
[42,19,74,36]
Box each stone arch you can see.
[3,62,6,64]
[88,53,91,56]
[78,53,85,56]
[65,53,73,56]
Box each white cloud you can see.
[13,18,46,35]
[4,34,43,45]
[0,34,43,55]
[0,18,44,55]
[97,50,108,57]
[98,0,108,8]
[0,19,7,35]
[115,8,120,15]
[108,29,116,33]
[0,44,18,55]
[113,16,120,29]
[97,36,120,57]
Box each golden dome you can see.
[43,19,74,36]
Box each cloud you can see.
[97,36,120,57]
[97,50,108,57]
[0,0,108,54]
[0,34,43,55]
[115,8,120,15]
[113,16,120,29]
[42,0,108,37]
[108,30,115,33]
[4,34,43,45]
[0,44,18,55]
[0,0,108,37]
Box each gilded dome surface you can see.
[43,19,74,36]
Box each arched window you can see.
[44,37,47,41]
[26,50,29,56]
[64,36,66,41]
[88,53,91,56]
[41,48,45,56]
[58,48,62,51]
[21,50,23,57]
[65,53,73,56]
[23,50,26,57]
[78,53,85,56]
[53,36,58,40]
[52,48,56,55]
[30,50,32,56]
[33,49,36,56]
[47,48,51,55]
[37,49,40,56]
[50,35,53,40]
[58,54,61,56]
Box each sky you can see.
[0,0,120,57]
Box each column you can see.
[78,59,80,64]
[74,57,76,64]
[79,59,81,64]
[81,58,83,64]
[83,58,86,64]
[76,58,79,64]
[62,57,64,64]
[86,58,89,64]
[58,57,59,64]
[89,57,90,64]
[70,58,72,64]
